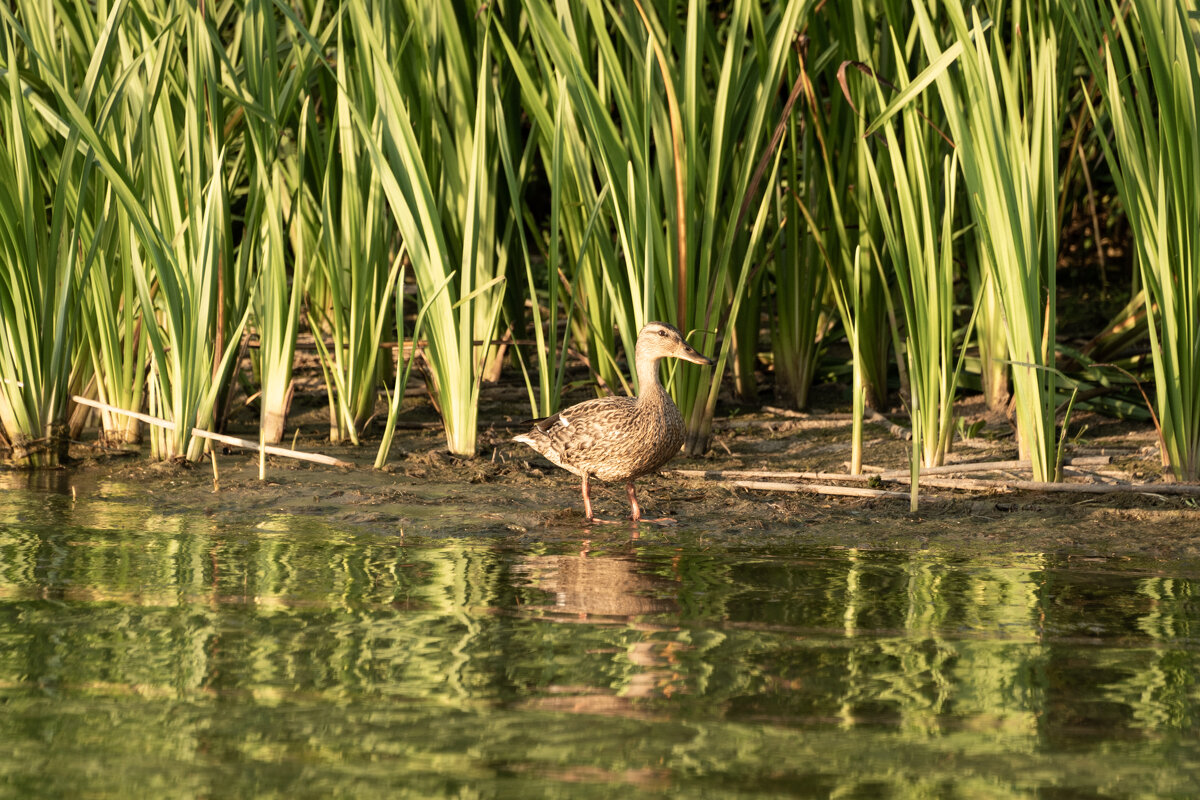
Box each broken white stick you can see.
[69,395,352,468]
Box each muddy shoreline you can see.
[5,382,1199,563]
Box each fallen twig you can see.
[724,479,911,499]
[193,429,352,468]
[670,464,1200,497]
[761,406,852,421]
[867,409,911,440]
[878,455,1111,479]
[69,395,352,468]
[668,468,874,483]
[716,417,849,430]
[886,475,1200,496]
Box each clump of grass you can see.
[1069,0,1200,480]
[304,12,400,446]
[516,0,812,455]
[854,35,965,476]
[878,1,1062,481]
[340,0,510,456]
[0,22,81,465]
[771,48,829,412]
[237,0,322,444]
[791,3,901,472]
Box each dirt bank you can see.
[6,383,1198,563]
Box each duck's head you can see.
[636,322,714,366]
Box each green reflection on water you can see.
[0,487,1198,798]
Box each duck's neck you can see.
[635,355,666,404]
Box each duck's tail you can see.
[513,411,566,450]
[512,430,548,451]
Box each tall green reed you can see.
[302,14,399,446]
[0,23,83,465]
[650,0,809,455]
[135,4,250,461]
[495,12,626,408]
[798,3,893,417]
[497,85,611,418]
[336,0,510,456]
[0,0,147,464]
[857,42,963,472]
[236,0,323,444]
[518,0,811,455]
[39,2,149,448]
[770,52,829,411]
[879,1,1062,480]
[1069,0,1200,480]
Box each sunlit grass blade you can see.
[236,0,324,444]
[770,71,828,410]
[0,2,128,465]
[338,0,510,456]
[908,1,1061,481]
[1068,0,1200,480]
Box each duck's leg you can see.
[626,481,642,521]
[628,480,678,525]
[581,472,595,521]
[581,472,619,524]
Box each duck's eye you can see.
[657,330,667,337]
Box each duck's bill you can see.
[680,348,716,367]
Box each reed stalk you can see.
[337,0,510,456]
[966,245,1010,411]
[855,22,963,470]
[81,194,148,447]
[1069,0,1200,480]
[879,2,1061,481]
[771,56,828,411]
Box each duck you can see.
[514,322,714,523]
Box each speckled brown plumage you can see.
[518,390,683,482]
[514,322,714,522]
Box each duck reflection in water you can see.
[516,547,688,706]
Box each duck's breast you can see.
[588,398,684,481]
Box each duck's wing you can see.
[537,396,639,456]
[533,411,563,432]
[519,404,595,433]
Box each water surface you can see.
[0,480,1198,798]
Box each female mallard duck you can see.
[514,322,714,522]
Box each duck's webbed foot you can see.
[627,481,677,525]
